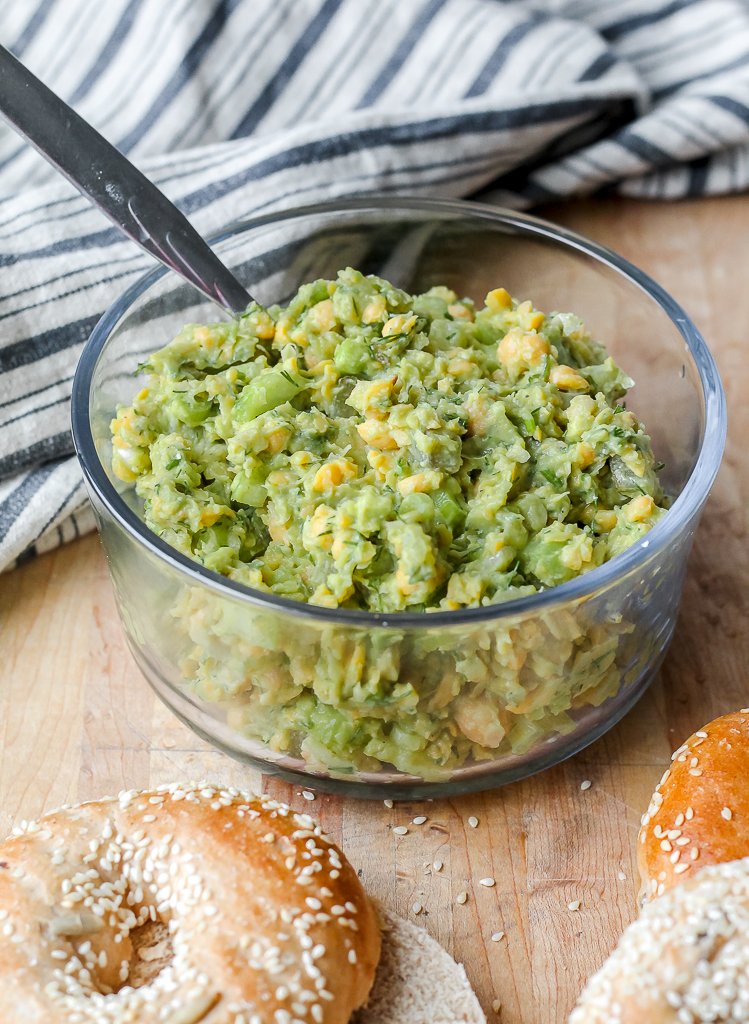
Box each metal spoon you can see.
[0,44,252,317]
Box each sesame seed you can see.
[393,826,408,836]
[468,816,479,828]
[413,816,427,825]
[580,781,592,791]
[302,792,315,802]
[618,872,627,881]
[456,892,468,905]
[383,800,393,809]
[667,830,682,840]
[686,807,694,820]
[348,949,357,963]
[479,878,495,887]
[568,901,581,911]
[433,861,443,872]
[660,839,672,852]
[492,932,504,942]
[675,813,684,827]
[695,731,707,738]
[722,807,733,820]
[412,903,423,915]
[673,863,690,874]
[689,768,703,777]
[492,999,501,1013]
[691,847,700,860]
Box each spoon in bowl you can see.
[0,44,252,317]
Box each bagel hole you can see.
[117,920,174,991]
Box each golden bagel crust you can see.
[570,857,749,1024]
[0,782,380,1024]
[637,710,749,903]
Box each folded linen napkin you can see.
[1,0,748,572]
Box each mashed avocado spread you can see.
[112,268,666,611]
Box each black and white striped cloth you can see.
[2,0,749,572]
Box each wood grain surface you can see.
[2,195,748,1023]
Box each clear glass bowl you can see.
[71,198,726,798]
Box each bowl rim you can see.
[71,195,727,629]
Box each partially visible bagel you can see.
[0,783,380,1023]
[638,711,749,903]
[354,907,486,1024]
[570,857,749,1024]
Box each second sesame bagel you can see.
[637,710,749,903]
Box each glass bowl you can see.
[71,197,726,798]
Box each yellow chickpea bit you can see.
[307,298,337,333]
[464,393,491,436]
[515,299,545,332]
[382,313,418,337]
[199,509,225,528]
[273,315,294,347]
[485,287,513,313]
[357,419,409,450]
[497,327,551,380]
[594,509,618,532]
[447,302,473,321]
[310,584,339,608]
[290,450,314,468]
[265,426,291,453]
[447,357,479,379]
[367,450,396,482]
[312,458,358,493]
[253,310,276,339]
[361,294,387,323]
[304,504,335,551]
[575,442,596,468]
[347,374,397,417]
[397,470,442,497]
[626,495,656,522]
[560,535,594,571]
[549,365,590,391]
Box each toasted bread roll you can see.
[637,710,749,903]
[0,783,379,1023]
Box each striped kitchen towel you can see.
[2,0,749,572]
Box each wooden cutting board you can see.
[2,194,748,1024]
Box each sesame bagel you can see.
[0,783,379,1024]
[638,710,749,903]
[570,857,749,1024]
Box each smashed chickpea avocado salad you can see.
[112,269,666,609]
[111,268,667,778]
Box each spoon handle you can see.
[0,45,252,317]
